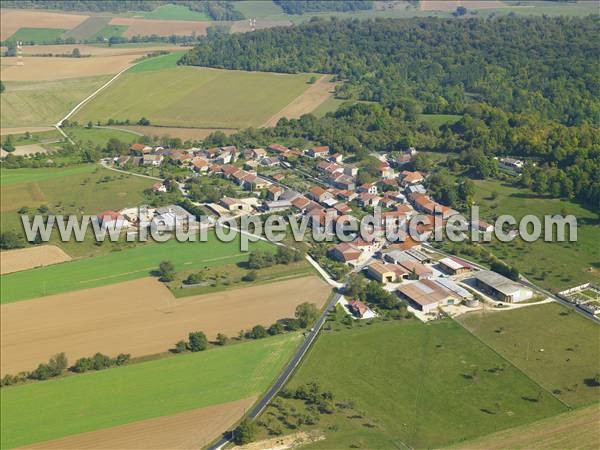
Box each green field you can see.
[473,179,600,291]
[1,232,273,303]
[0,129,62,148]
[65,126,139,146]
[265,320,566,449]
[418,113,462,128]
[231,0,283,19]
[4,27,67,44]
[458,303,600,408]
[73,56,315,129]
[87,24,127,41]
[0,165,97,186]
[1,333,301,449]
[0,75,110,128]
[137,4,212,20]
[127,51,185,72]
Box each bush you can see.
[233,419,256,445]
[188,331,208,352]
[250,325,268,339]
[242,270,258,282]
[268,322,285,335]
[92,352,112,370]
[174,340,189,353]
[216,333,229,346]
[184,272,204,285]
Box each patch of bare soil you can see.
[0,245,71,275]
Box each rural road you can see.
[209,291,342,450]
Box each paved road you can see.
[209,292,341,450]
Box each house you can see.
[251,148,266,159]
[378,163,395,179]
[267,186,283,201]
[380,196,397,209]
[152,182,167,193]
[221,164,241,178]
[291,196,311,213]
[333,202,351,214]
[346,299,376,319]
[309,186,333,203]
[499,157,524,171]
[401,171,425,186]
[331,174,355,191]
[396,279,460,314]
[367,261,398,283]
[397,259,432,280]
[97,210,127,229]
[272,173,285,182]
[358,183,377,195]
[170,151,194,164]
[252,177,271,190]
[265,200,292,212]
[268,143,289,154]
[343,165,359,177]
[244,159,259,170]
[336,190,358,202]
[329,153,343,163]
[191,157,209,172]
[381,210,407,228]
[142,154,163,166]
[438,257,472,276]
[357,193,380,208]
[405,184,427,196]
[129,143,152,155]
[329,242,362,264]
[472,271,533,303]
[260,156,280,167]
[220,197,252,212]
[308,145,330,158]
[410,193,437,214]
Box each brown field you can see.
[0,55,139,81]
[0,245,71,275]
[23,396,257,450]
[0,182,45,212]
[0,9,89,40]
[1,275,329,375]
[262,75,338,127]
[420,0,508,11]
[109,17,211,37]
[0,143,52,158]
[118,125,237,140]
[456,403,600,450]
[18,43,181,57]
[0,126,55,135]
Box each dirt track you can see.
[0,9,89,40]
[23,396,257,449]
[0,245,71,275]
[262,75,337,127]
[110,17,211,37]
[1,276,329,375]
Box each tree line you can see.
[274,0,372,15]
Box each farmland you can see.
[73,54,317,129]
[261,320,566,449]
[4,27,67,44]
[458,303,600,408]
[108,17,211,38]
[137,4,212,21]
[0,245,71,275]
[472,179,600,291]
[1,275,329,375]
[1,332,301,449]
[0,9,88,41]
[0,233,273,303]
[65,126,139,146]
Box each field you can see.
[458,303,600,408]
[27,397,256,450]
[108,17,211,38]
[262,75,338,127]
[0,165,98,186]
[473,179,600,291]
[0,245,71,275]
[419,1,508,11]
[0,232,274,303]
[1,275,329,375]
[419,113,463,128]
[115,125,237,141]
[65,126,139,146]
[73,56,316,129]
[137,4,212,21]
[264,319,566,449]
[455,403,600,450]
[0,76,110,128]
[4,27,68,44]
[18,43,180,57]
[0,129,61,146]
[0,143,51,158]
[1,332,301,449]
[0,9,88,41]
[61,16,111,40]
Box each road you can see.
[209,292,341,450]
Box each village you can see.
[96,140,554,324]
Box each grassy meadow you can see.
[0,75,110,128]
[65,126,139,146]
[418,113,462,128]
[1,333,301,449]
[262,319,567,449]
[73,53,315,129]
[137,4,212,21]
[0,129,62,147]
[4,27,67,44]
[473,179,600,291]
[458,303,600,408]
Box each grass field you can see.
[1,332,301,449]
[0,76,110,128]
[4,27,67,43]
[61,16,111,40]
[137,4,212,21]
[73,54,316,129]
[0,129,62,147]
[419,113,462,128]
[87,24,127,40]
[65,126,139,146]
[473,179,600,291]
[0,165,97,186]
[458,303,600,408]
[265,320,566,449]
[231,1,284,19]
[0,232,274,303]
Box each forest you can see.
[274,1,372,15]
[182,16,599,126]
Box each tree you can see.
[0,81,5,93]
[2,134,15,152]
[72,357,93,373]
[242,270,257,282]
[216,333,229,346]
[47,352,68,376]
[72,47,81,57]
[0,231,24,250]
[250,325,268,339]
[188,331,208,352]
[92,352,112,370]
[158,260,175,282]
[174,340,188,353]
[234,419,256,445]
[268,322,285,335]
[86,121,93,129]
[138,117,150,126]
[308,75,317,84]
[295,302,318,328]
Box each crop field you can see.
[458,303,600,408]
[108,17,211,37]
[61,16,111,40]
[0,233,273,303]
[0,76,110,128]
[454,403,600,450]
[137,4,212,21]
[473,179,600,290]
[1,332,301,449]
[0,245,71,275]
[18,43,180,57]
[268,319,566,449]
[0,9,88,41]
[65,126,139,146]
[1,275,328,375]
[4,27,68,44]
[73,55,316,129]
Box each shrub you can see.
[250,325,268,339]
[188,331,208,352]
[174,340,189,353]
[242,270,258,282]
[216,333,229,346]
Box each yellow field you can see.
[0,9,89,40]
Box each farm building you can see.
[438,257,472,276]
[472,270,533,303]
[308,145,330,158]
[396,279,460,314]
[329,243,362,264]
[265,200,292,212]
[346,299,377,319]
[220,197,252,212]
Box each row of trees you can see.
[247,246,303,269]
